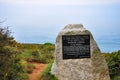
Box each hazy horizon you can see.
[0,0,120,52]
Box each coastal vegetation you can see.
[103,51,120,80]
[0,26,29,80]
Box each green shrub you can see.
[103,50,120,80]
[31,50,41,57]
[37,53,53,63]
[21,43,55,64]
[26,63,35,74]
[39,61,58,80]
[0,26,29,80]
[6,57,29,80]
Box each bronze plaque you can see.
[62,35,90,59]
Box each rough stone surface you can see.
[51,24,110,80]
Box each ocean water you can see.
[94,34,120,52]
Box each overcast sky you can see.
[0,0,120,5]
[0,0,120,52]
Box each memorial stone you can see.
[51,24,110,80]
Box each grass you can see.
[39,61,58,80]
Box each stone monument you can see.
[51,24,110,80]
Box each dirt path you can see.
[28,62,48,80]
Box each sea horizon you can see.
[15,33,120,53]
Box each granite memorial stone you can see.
[51,24,110,80]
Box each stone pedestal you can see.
[51,24,110,80]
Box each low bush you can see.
[26,63,35,74]
[0,26,29,80]
[6,57,29,80]
[103,50,120,80]
[21,43,55,64]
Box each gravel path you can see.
[28,62,47,80]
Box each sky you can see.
[0,0,120,52]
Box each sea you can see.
[94,34,120,53]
